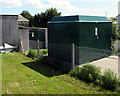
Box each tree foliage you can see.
[112,24,119,41]
[20,10,32,20]
[20,8,61,28]
[109,17,120,41]
[34,8,61,27]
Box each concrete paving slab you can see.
[89,55,120,79]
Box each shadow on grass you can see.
[22,60,62,77]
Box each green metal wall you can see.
[78,22,112,64]
[48,21,112,66]
[78,22,111,50]
[48,23,79,63]
[49,22,79,64]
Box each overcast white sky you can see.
[0,0,119,17]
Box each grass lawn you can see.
[2,53,119,94]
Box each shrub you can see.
[39,49,48,58]
[79,64,101,83]
[100,69,119,91]
[69,64,119,91]
[69,64,101,83]
[69,66,81,77]
[112,24,120,41]
[27,49,37,58]
[40,49,48,56]
[27,49,48,59]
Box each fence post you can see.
[37,39,40,59]
[45,28,48,49]
[72,43,75,69]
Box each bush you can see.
[79,64,101,83]
[69,64,101,83]
[112,24,120,41]
[40,49,48,56]
[27,49,37,58]
[69,64,119,91]
[39,49,48,59]
[100,69,119,91]
[69,66,81,77]
[27,49,48,59]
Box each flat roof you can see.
[0,14,29,22]
[0,14,18,16]
[48,15,111,23]
[0,14,18,19]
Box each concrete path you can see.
[89,56,120,79]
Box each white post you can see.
[0,16,2,95]
[118,1,120,15]
[37,39,40,58]
[72,43,75,69]
[118,1,120,30]
[45,28,48,49]
[118,1,120,81]
[106,11,107,17]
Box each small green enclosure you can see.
[48,15,112,69]
[29,28,45,42]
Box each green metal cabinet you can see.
[48,15,112,68]
[29,29,45,42]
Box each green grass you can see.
[2,53,119,94]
